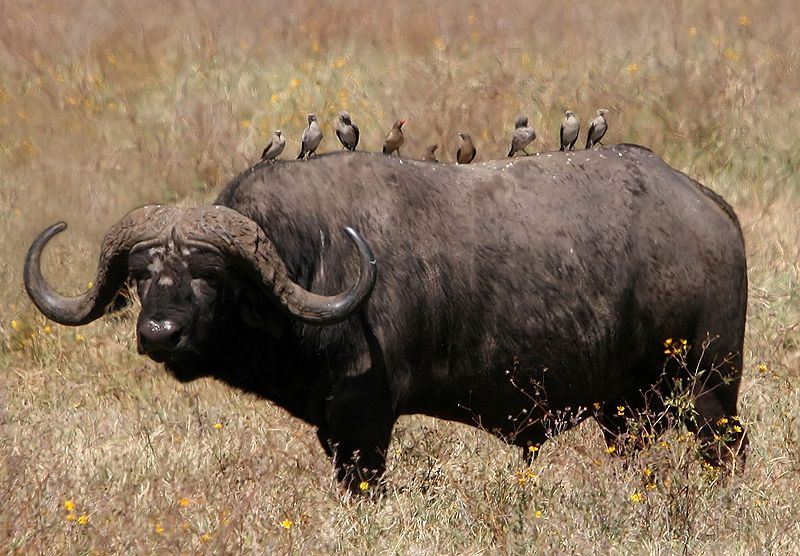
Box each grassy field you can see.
[2,1,799,553]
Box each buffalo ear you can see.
[239,286,284,339]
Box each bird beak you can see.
[399,120,406,128]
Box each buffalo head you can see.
[24,205,377,380]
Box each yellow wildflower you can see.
[607,445,616,454]
[724,49,741,62]
[717,417,728,425]
[733,425,743,433]
[240,119,251,129]
[154,523,164,534]
[527,445,539,453]
[75,333,85,343]
[290,78,300,89]
[200,532,212,543]
[643,467,652,477]
[738,15,751,26]
[616,405,625,416]
[66,513,76,522]
[44,325,52,334]
[432,37,446,51]
[77,514,89,525]
[359,481,370,491]
[64,500,75,512]
[178,497,190,507]
[592,402,601,411]
[280,519,293,529]
[687,27,698,36]
[646,482,657,490]
[629,491,643,503]
[534,510,543,518]
[757,363,768,374]
[625,63,639,74]
[213,422,223,430]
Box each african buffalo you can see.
[24,144,748,490]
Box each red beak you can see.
[398,120,406,128]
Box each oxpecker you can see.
[335,111,360,151]
[382,120,406,157]
[585,109,609,149]
[456,132,476,164]
[297,114,323,159]
[260,130,285,161]
[560,110,580,151]
[507,115,536,157]
[422,144,439,163]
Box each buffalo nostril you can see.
[138,319,181,352]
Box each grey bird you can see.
[507,115,536,157]
[422,144,439,163]
[456,132,476,164]
[560,110,580,151]
[335,111,360,151]
[260,129,285,161]
[382,120,406,157]
[297,114,323,159]
[585,109,609,149]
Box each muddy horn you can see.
[24,205,180,326]
[25,205,377,327]
[178,206,377,324]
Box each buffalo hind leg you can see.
[686,354,748,472]
[318,372,395,494]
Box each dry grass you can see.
[1,1,799,553]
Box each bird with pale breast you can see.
[261,129,285,161]
[585,109,609,149]
[560,110,580,151]
[335,111,359,151]
[297,113,323,159]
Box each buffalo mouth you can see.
[140,347,207,382]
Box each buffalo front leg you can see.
[318,372,396,494]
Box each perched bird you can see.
[260,129,285,161]
[422,144,439,163]
[456,132,476,164]
[297,114,323,159]
[507,115,536,157]
[382,120,406,157]
[560,110,580,151]
[335,111,360,151]
[585,109,609,149]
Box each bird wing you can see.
[560,123,566,147]
[456,146,462,163]
[468,148,476,163]
[335,127,345,146]
[352,123,360,150]
[261,139,273,159]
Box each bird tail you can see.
[507,148,514,158]
[297,149,305,160]
[382,146,389,154]
[585,139,592,149]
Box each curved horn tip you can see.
[343,226,377,265]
